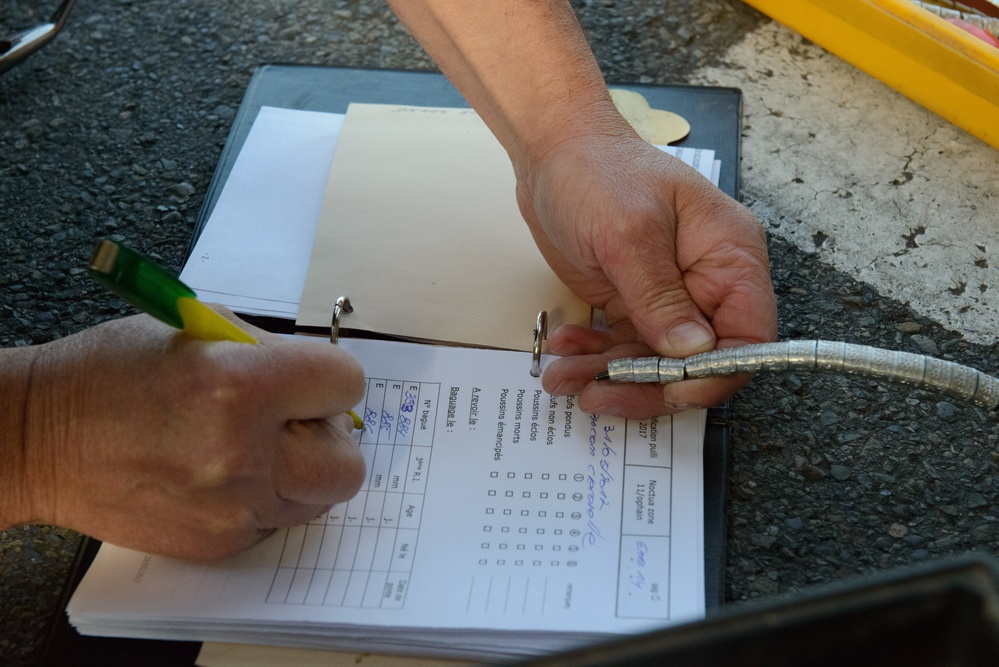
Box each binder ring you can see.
[330,296,352,345]
[531,310,547,377]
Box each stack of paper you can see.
[68,338,706,661]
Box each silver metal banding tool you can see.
[599,340,999,410]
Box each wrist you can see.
[387,1,639,185]
[0,345,41,528]
[509,94,638,184]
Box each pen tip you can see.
[594,371,610,381]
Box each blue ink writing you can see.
[582,414,617,548]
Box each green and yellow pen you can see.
[88,239,364,430]
[88,239,256,344]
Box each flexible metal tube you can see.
[602,341,999,410]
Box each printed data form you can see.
[68,338,706,659]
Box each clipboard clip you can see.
[330,296,352,345]
[531,310,547,378]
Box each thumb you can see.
[654,316,715,358]
[608,244,716,358]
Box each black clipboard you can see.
[43,65,741,665]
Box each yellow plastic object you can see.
[176,297,257,344]
[741,0,999,150]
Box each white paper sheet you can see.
[68,337,705,661]
[179,106,345,319]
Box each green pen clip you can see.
[88,239,195,330]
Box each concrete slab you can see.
[694,21,999,345]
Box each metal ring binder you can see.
[330,296,352,345]
[329,299,549,378]
[531,310,548,378]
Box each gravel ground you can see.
[2,1,997,665]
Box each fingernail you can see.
[665,322,714,356]
[550,379,586,397]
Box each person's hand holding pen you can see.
[0,248,365,561]
[389,0,778,419]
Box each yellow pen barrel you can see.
[175,297,257,344]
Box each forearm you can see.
[386,0,635,176]
[0,346,40,529]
